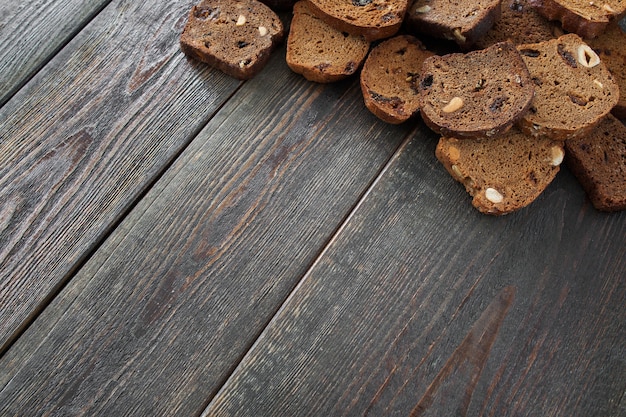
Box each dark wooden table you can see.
[1,1,625,416]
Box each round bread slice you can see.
[359,35,435,124]
[180,0,284,80]
[529,0,626,39]
[418,41,534,139]
[286,1,370,83]
[586,22,626,119]
[516,34,620,141]
[436,128,565,215]
[475,0,559,49]
[565,113,626,212]
[406,0,502,49]
[306,0,409,41]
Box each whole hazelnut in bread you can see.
[517,34,620,141]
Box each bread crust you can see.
[529,0,626,38]
[306,0,408,41]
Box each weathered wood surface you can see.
[0,0,242,352]
[0,0,625,416]
[0,39,411,415]
[0,0,112,106]
[205,134,626,417]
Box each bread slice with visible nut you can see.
[517,34,620,141]
[406,0,502,49]
[475,0,560,49]
[180,0,284,80]
[417,41,534,139]
[305,0,409,41]
[565,114,626,211]
[436,128,564,215]
[586,22,626,119]
[359,35,434,124]
[286,1,370,83]
[529,0,626,38]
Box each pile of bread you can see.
[180,0,626,215]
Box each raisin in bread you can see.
[306,0,409,41]
[517,34,619,141]
[529,0,626,38]
[418,41,534,139]
[286,1,370,83]
[475,0,559,48]
[180,0,284,80]
[436,128,564,215]
[406,0,501,49]
[360,35,434,124]
[565,114,626,211]
[586,22,626,119]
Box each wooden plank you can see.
[0,0,112,107]
[0,0,243,352]
[0,43,410,415]
[204,134,626,417]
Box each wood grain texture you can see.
[0,0,112,106]
[0,0,243,352]
[0,48,411,415]
[204,132,626,417]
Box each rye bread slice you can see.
[517,34,619,141]
[306,0,409,41]
[565,114,626,211]
[475,0,559,49]
[418,41,534,139]
[286,1,370,83]
[180,0,284,80]
[529,0,626,38]
[359,35,435,124]
[586,22,626,119]
[436,128,564,215]
[406,0,502,49]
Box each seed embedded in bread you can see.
[442,97,464,113]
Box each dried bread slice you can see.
[565,114,626,211]
[286,1,370,83]
[475,0,559,49]
[517,34,619,141]
[180,0,284,80]
[417,41,534,139]
[406,0,502,48]
[586,22,626,119]
[436,128,564,215]
[359,35,434,124]
[306,0,408,41]
[529,0,626,38]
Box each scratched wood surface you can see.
[0,0,242,352]
[1,0,625,416]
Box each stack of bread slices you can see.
[180,0,626,214]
